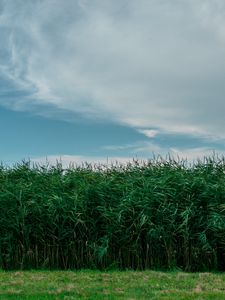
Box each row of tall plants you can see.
[0,156,225,271]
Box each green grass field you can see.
[0,270,225,299]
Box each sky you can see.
[0,0,225,166]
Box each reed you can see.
[0,155,225,271]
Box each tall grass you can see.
[0,155,225,271]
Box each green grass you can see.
[0,155,225,271]
[0,270,225,299]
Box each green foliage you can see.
[0,156,225,271]
[0,270,225,299]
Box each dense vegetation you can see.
[0,156,225,271]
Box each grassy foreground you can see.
[0,270,225,299]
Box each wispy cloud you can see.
[169,147,224,162]
[193,0,225,42]
[30,154,136,168]
[1,0,225,140]
[30,147,225,169]
[138,129,159,138]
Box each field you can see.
[0,270,225,299]
[0,155,225,271]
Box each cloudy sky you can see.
[0,0,225,166]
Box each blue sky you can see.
[0,0,225,166]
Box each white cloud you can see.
[29,147,225,169]
[102,140,163,157]
[30,154,137,168]
[1,0,225,139]
[169,147,224,162]
[192,0,225,43]
[138,129,158,138]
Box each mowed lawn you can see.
[0,270,225,299]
